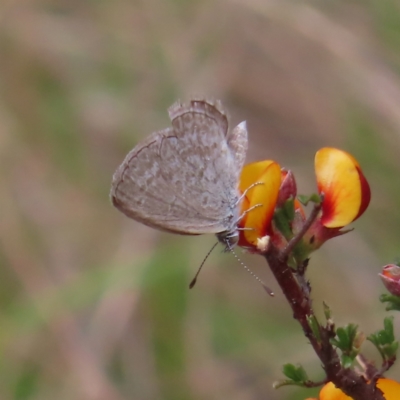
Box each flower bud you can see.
[380,264,400,296]
[276,169,297,207]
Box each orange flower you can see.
[315,148,371,228]
[237,148,370,255]
[238,160,281,249]
[302,148,371,253]
[316,378,400,400]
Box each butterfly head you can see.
[217,229,239,252]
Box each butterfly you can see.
[110,99,248,250]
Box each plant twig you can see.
[279,203,321,262]
[264,246,385,400]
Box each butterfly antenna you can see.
[226,241,274,297]
[189,241,219,289]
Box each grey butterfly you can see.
[110,99,248,249]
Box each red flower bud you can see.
[277,169,297,207]
[380,264,400,296]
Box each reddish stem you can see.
[264,245,385,400]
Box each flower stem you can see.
[279,203,321,262]
[264,246,385,400]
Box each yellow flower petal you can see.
[377,378,400,399]
[239,161,281,247]
[315,148,370,228]
[319,382,352,400]
[239,160,277,194]
[318,379,400,400]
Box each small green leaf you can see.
[298,193,322,206]
[336,327,349,349]
[307,315,321,342]
[341,355,354,369]
[367,317,398,362]
[282,198,295,221]
[332,324,358,352]
[380,294,400,311]
[323,302,332,321]
[273,208,293,239]
[282,363,308,382]
[384,317,395,342]
[331,324,361,367]
[386,342,399,358]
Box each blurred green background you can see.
[1,0,400,399]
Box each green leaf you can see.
[297,193,322,206]
[282,198,295,221]
[380,294,400,311]
[331,324,361,367]
[282,363,308,382]
[336,327,349,349]
[323,302,332,321]
[367,317,398,362]
[307,315,321,342]
[386,342,399,358]
[341,355,354,369]
[332,324,358,351]
[273,208,293,239]
[384,317,395,342]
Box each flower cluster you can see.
[238,148,400,398]
[238,148,371,261]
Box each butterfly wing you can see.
[110,99,247,235]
